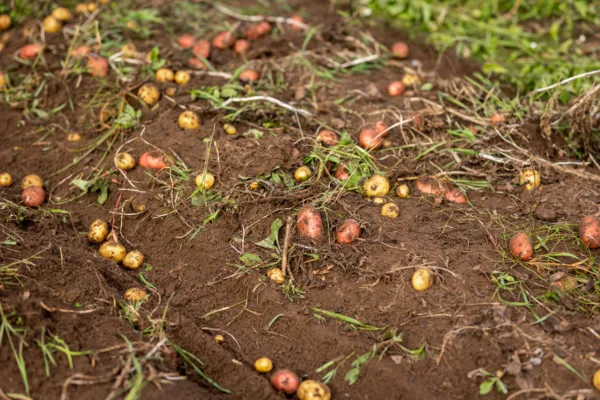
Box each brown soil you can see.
[1,1,600,400]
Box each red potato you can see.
[297,206,323,240]
[234,39,250,55]
[359,128,383,150]
[177,35,195,49]
[289,15,304,31]
[188,58,207,69]
[444,186,468,204]
[257,21,272,35]
[490,113,505,124]
[413,115,424,128]
[87,56,108,77]
[270,370,299,395]
[139,152,169,169]
[72,45,91,57]
[246,21,272,40]
[509,232,533,261]
[22,186,45,207]
[19,44,43,60]
[415,176,446,198]
[387,81,406,96]
[239,69,259,82]
[336,219,360,244]
[212,31,234,49]
[335,163,350,180]
[374,121,389,137]
[579,215,600,249]
[316,130,339,146]
[192,40,211,59]
[391,41,410,59]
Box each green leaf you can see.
[239,253,262,266]
[479,380,495,395]
[420,82,433,91]
[71,179,90,192]
[311,308,384,331]
[256,218,284,250]
[482,63,508,74]
[344,367,360,385]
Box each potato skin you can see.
[22,186,45,207]
[336,219,360,244]
[254,357,273,373]
[509,232,533,261]
[415,177,445,198]
[124,287,148,303]
[579,216,600,249]
[381,203,399,218]
[363,175,390,197]
[88,219,109,243]
[444,186,467,204]
[212,31,235,49]
[359,128,383,150]
[123,250,144,269]
[297,380,331,400]
[87,56,108,77]
[411,268,433,291]
[139,152,168,169]
[297,206,323,240]
[270,369,299,395]
[99,241,127,263]
[316,130,338,146]
[21,174,43,189]
[267,268,285,284]
[138,84,160,105]
[192,39,211,59]
[239,70,259,82]
[178,110,200,129]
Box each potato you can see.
[86,2,98,12]
[254,357,273,373]
[42,15,62,33]
[297,206,323,240]
[270,369,299,395]
[234,39,249,55]
[411,268,433,291]
[192,39,211,59]
[19,44,44,60]
[164,87,177,97]
[552,275,578,294]
[87,56,108,77]
[119,43,136,57]
[155,68,174,82]
[0,172,13,187]
[188,58,207,69]
[415,176,445,198]
[213,334,225,344]
[138,84,160,106]
[124,287,148,303]
[0,15,11,31]
[402,73,421,87]
[52,7,72,21]
[391,42,409,59]
[374,121,389,137]
[87,219,108,243]
[72,45,91,57]
[22,187,45,207]
[0,71,5,90]
[178,110,200,129]
[316,130,338,146]
[22,174,43,189]
[223,123,237,135]
[387,81,406,96]
[123,250,144,269]
[76,3,88,14]
[294,166,312,182]
[289,15,304,31]
[195,172,215,189]
[579,215,600,249]
[396,184,409,198]
[509,232,533,261]
[114,152,135,171]
[131,196,148,213]
[139,152,169,169]
[67,132,82,142]
[593,369,600,390]
[297,380,331,400]
[519,169,540,191]
[267,268,285,284]
[363,175,390,197]
[239,70,259,82]
[359,128,383,150]
[336,219,360,244]
[381,203,399,219]
[174,71,190,85]
[177,35,195,49]
[99,240,127,263]
[335,163,349,181]
[490,113,505,124]
[212,31,235,49]
[372,197,386,205]
[444,186,467,204]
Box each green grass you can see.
[365,0,600,101]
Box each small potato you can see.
[359,128,383,150]
[124,287,148,303]
[131,196,148,213]
[212,31,234,49]
[87,56,108,77]
[138,84,160,106]
[374,121,389,137]
[22,174,43,189]
[0,71,5,90]
[271,369,299,395]
[174,70,190,85]
[178,110,200,129]
[188,58,207,69]
[444,186,467,204]
[372,197,386,205]
[509,232,533,261]
[0,172,13,187]
[415,176,445,198]
[234,39,250,55]
[490,113,505,124]
[267,268,285,284]
[289,15,304,31]
[381,203,399,219]
[139,152,169,169]
[86,3,98,13]
[396,184,409,198]
[155,68,174,82]
[223,123,237,135]
[115,152,135,170]
[214,334,225,344]
[294,166,312,182]
[335,163,350,181]
[42,16,62,33]
[363,175,390,197]
[387,81,405,96]
[22,186,45,207]
[297,380,331,400]
[402,73,422,87]
[87,219,108,243]
[336,219,360,244]
[192,39,211,59]
[164,87,177,97]
[316,130,338,146]
[552,275,578,294]
[579,215,600,249]
[67,132,82,142]
[195,172,215,189]
[519,169,540,191]
[391,41,409,59]
[0,15,11,31]
[593,369,600,390]
[177,35,195,49]
[72,45,91,57]
[121,43,136,57]
[99,240,127,263]
[52,7,72,21]
[239,70,259,82]
[123,250,144,269]
[411,267,433,291]
[75,4,88,14]
[19,44,44,60]
[297,206,323,240]
[254,357,273,373]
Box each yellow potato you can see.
[401,73,421,87]
[381,203,399,219]
[131,196,148,213]
[164,87,177,97]
[297,380,331,400]
[267,268,285,284]
[87,219,108,243]
[593,369,600,390]
[99,240,126,263]
[155,68,174,83]
[124,287,148,302]
[123,250,144,269]
[0,172,13,187]
[121,43,136,57]
[396,184,410,198]
[21,174,43,190]
[86,2,98,12]
[42,16,62,33]
[254,357,273,373]
[223,123,237,135]
[115,152,135,170]
[52,7,72,22]
[372,197,386,205]
[75,4,88,14]
[178,110,200,129]
[411,268,433,291]
[214,334,225,344]
[294,166,312,182]
[174,71,190,85]
[67,132,82,142]
[0,15,11,31]
[138,84,160,106]
[195,172,215,189]
[519,169,540,191]
[363,175,390,197]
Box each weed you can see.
[0,307,29,395]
